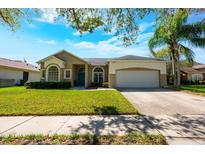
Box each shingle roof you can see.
[180,67,202,74]
[83,58,109,65]
[111,55,158,61]
[0,57,39,72]
[192,64,205,69]
[83,55,161,65]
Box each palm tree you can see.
[148,9,205,87]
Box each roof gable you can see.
[37,50,88,64]
[37,55,65,64]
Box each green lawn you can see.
[0,133,167,145]
[180,85,205,92]
[166,85,205,96]
[0,87,137,115]
[178,85,205,96]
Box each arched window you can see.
[92,66,104,83]
[47,66,59,81]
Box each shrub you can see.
[90,82,102,87]
[181,80,205,85]
[25,81,71,89]
[102,82,109,88]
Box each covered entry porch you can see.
[73,64,87,87]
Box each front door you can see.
[23,72,29,81]
[78,68,85,86]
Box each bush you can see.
[181,80,205,85]
[19,80,27,86]
[102,82,109,88]
[90,82,102,87]
[25,81,71,89]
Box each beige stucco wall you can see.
[109,60,167,74]
[0,66,40,85]
[28,71,41,82]
[44,57,65,68]
[55,52,85,65]
[109,74,116,88]
[40,52,88,86]
[108,60,167,87]
[160,74,167,86]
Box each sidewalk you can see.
[0,115,205,145]
[0,115,158,136]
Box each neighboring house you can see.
[0,57,40,87]
[180,64,205,82]
[37,50,167,88]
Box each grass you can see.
[0,133,167,145]
[179,85,205,96]
[166,85,205,96]
[179,85,205,93]
[0,86,137,115]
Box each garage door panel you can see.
[116,70,159,88]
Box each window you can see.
[41,69,45,78]
[47,66,59,81]
[92,66,104,83]
[192,74,203,81]
[64,69,72,79]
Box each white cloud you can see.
[138,32,154,42]
[72,31,89,36]
[139,22,154,33]
[65,36,151,57]
[38,39,56,45]
[28,23,37,29]
[35,9,58,24]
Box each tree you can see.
[0,8,39,31]
[148,9,205,87]
[56,8,151,46]
[0,8,204,46]
[0,8,151,45]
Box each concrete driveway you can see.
[121,88,205,144]
[121,88,205,115]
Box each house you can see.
[0,57,40,87]
[37,50,167,88]
[181,64,205,82]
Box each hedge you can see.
[181,80,205,85]
[25,81,71,89]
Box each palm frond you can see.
[187,38,205,48]
[179,44,194,65]
[180,22,205,40]
[153,48,171,60]
[148,27,167,54]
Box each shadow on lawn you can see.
[93,106,119,115]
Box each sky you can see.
[0,9,204,66]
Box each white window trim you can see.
[64,69,72,79]
[92,66,104,82]
[46,64,60,81]
[41,69,45,79]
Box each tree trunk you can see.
[171,52,177,86]
[176,55,181,87]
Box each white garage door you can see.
[116,70,159,88]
